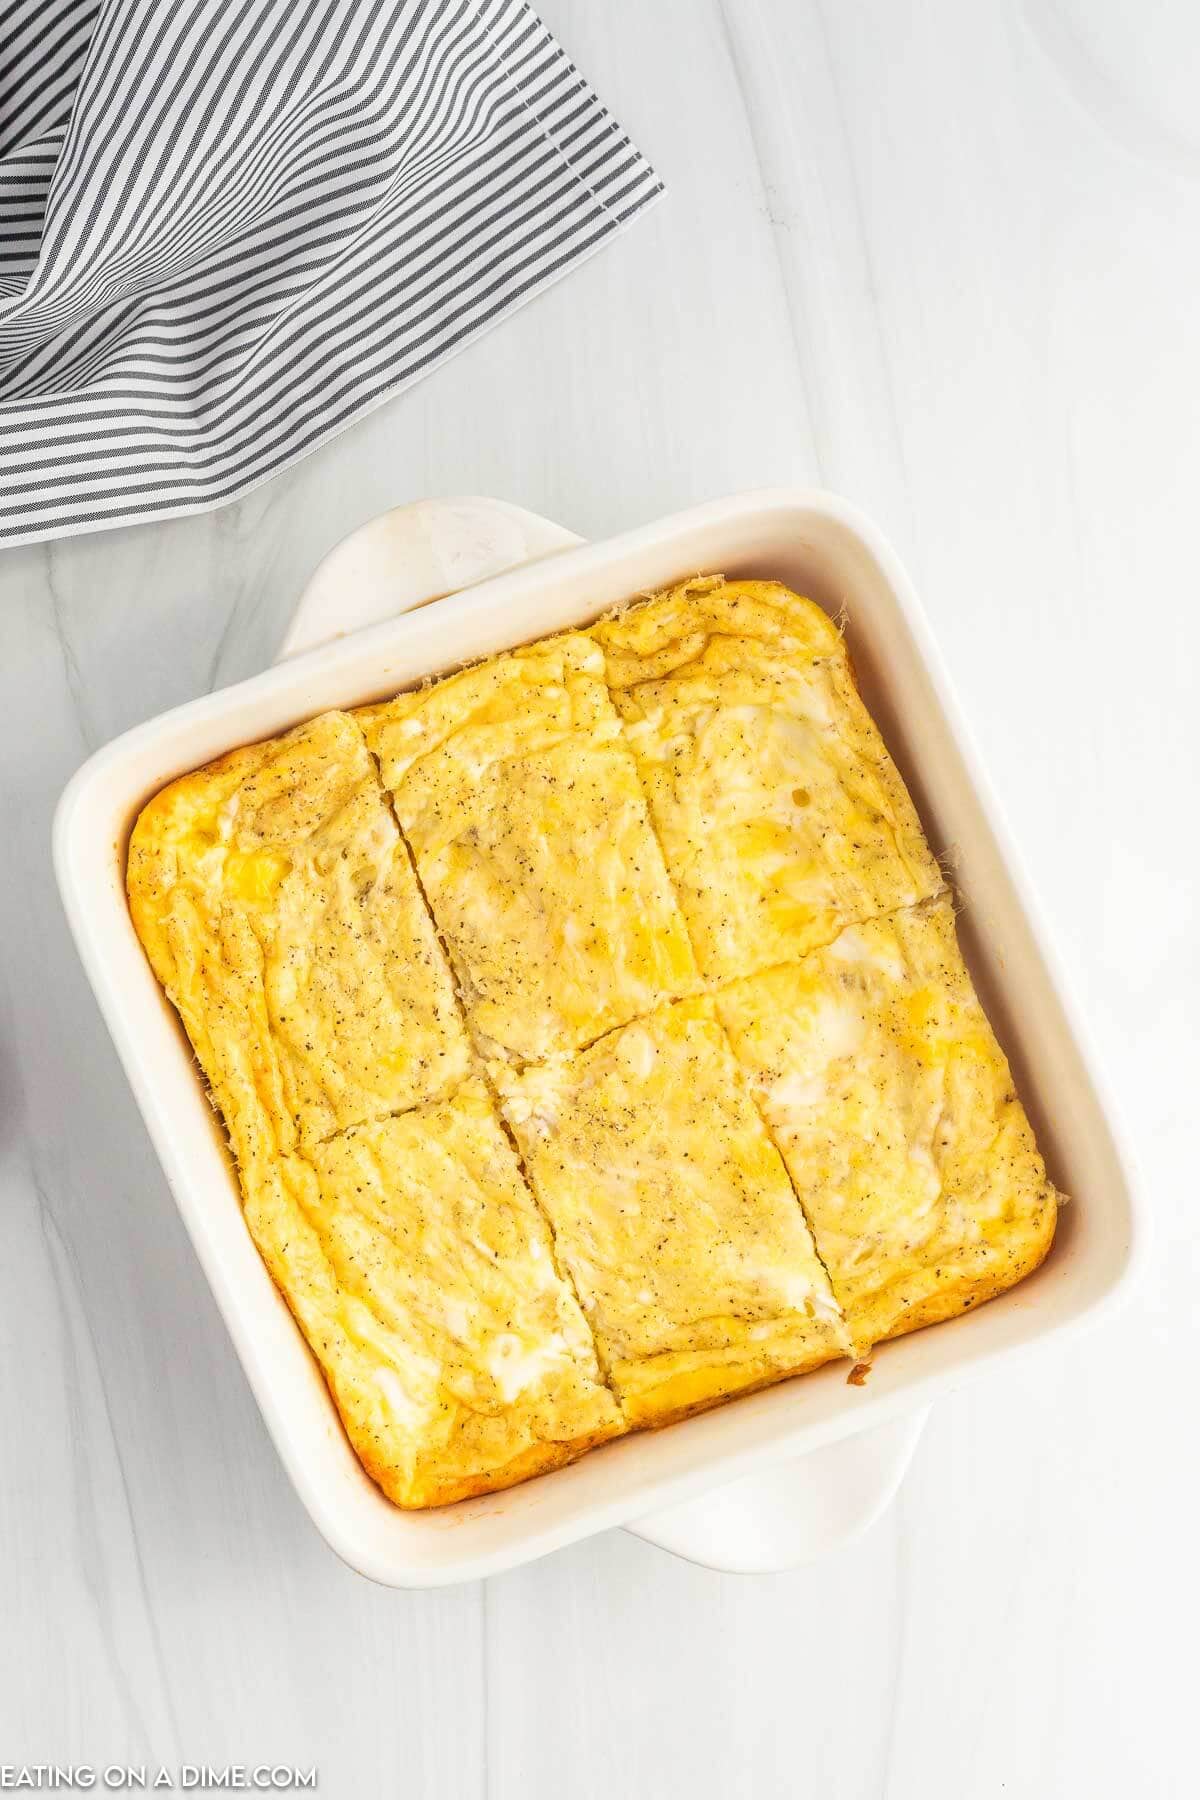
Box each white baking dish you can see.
[54,490,1144,1586]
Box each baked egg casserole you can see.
[127,576,1057,1508]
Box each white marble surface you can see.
[2,0,1197,1792]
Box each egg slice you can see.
[716,897,1058,1355]
[593,577,943,982]
[128,710,471,1157]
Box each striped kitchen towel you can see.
[0,0,661,547]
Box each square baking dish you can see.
[54,489,1143,1585]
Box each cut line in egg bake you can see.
[127,574,1058,1509]
[495,997,851,1425]
[263,1081,623,1507]
[127,711,471,1155]
[360,633,697,1066]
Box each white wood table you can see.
[2,2,1196,1793]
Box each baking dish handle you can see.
[280,496,929,1574]
[277,496,584,659]
[625,1407,929,1573]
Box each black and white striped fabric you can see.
[0,0,661,546]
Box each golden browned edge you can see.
[369,1425,625,1511]
[621,1340,849,1434]
[844,1210,1058,1386]
[125,576,1058,1507]
[874,1182,1059,1352]
[127,736,274,962]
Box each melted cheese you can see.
[593,577,944,981]
[716,898,1058,1354]
[361,635,696,1064]
[496,998,851,1426]
[127,711,471,1155]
